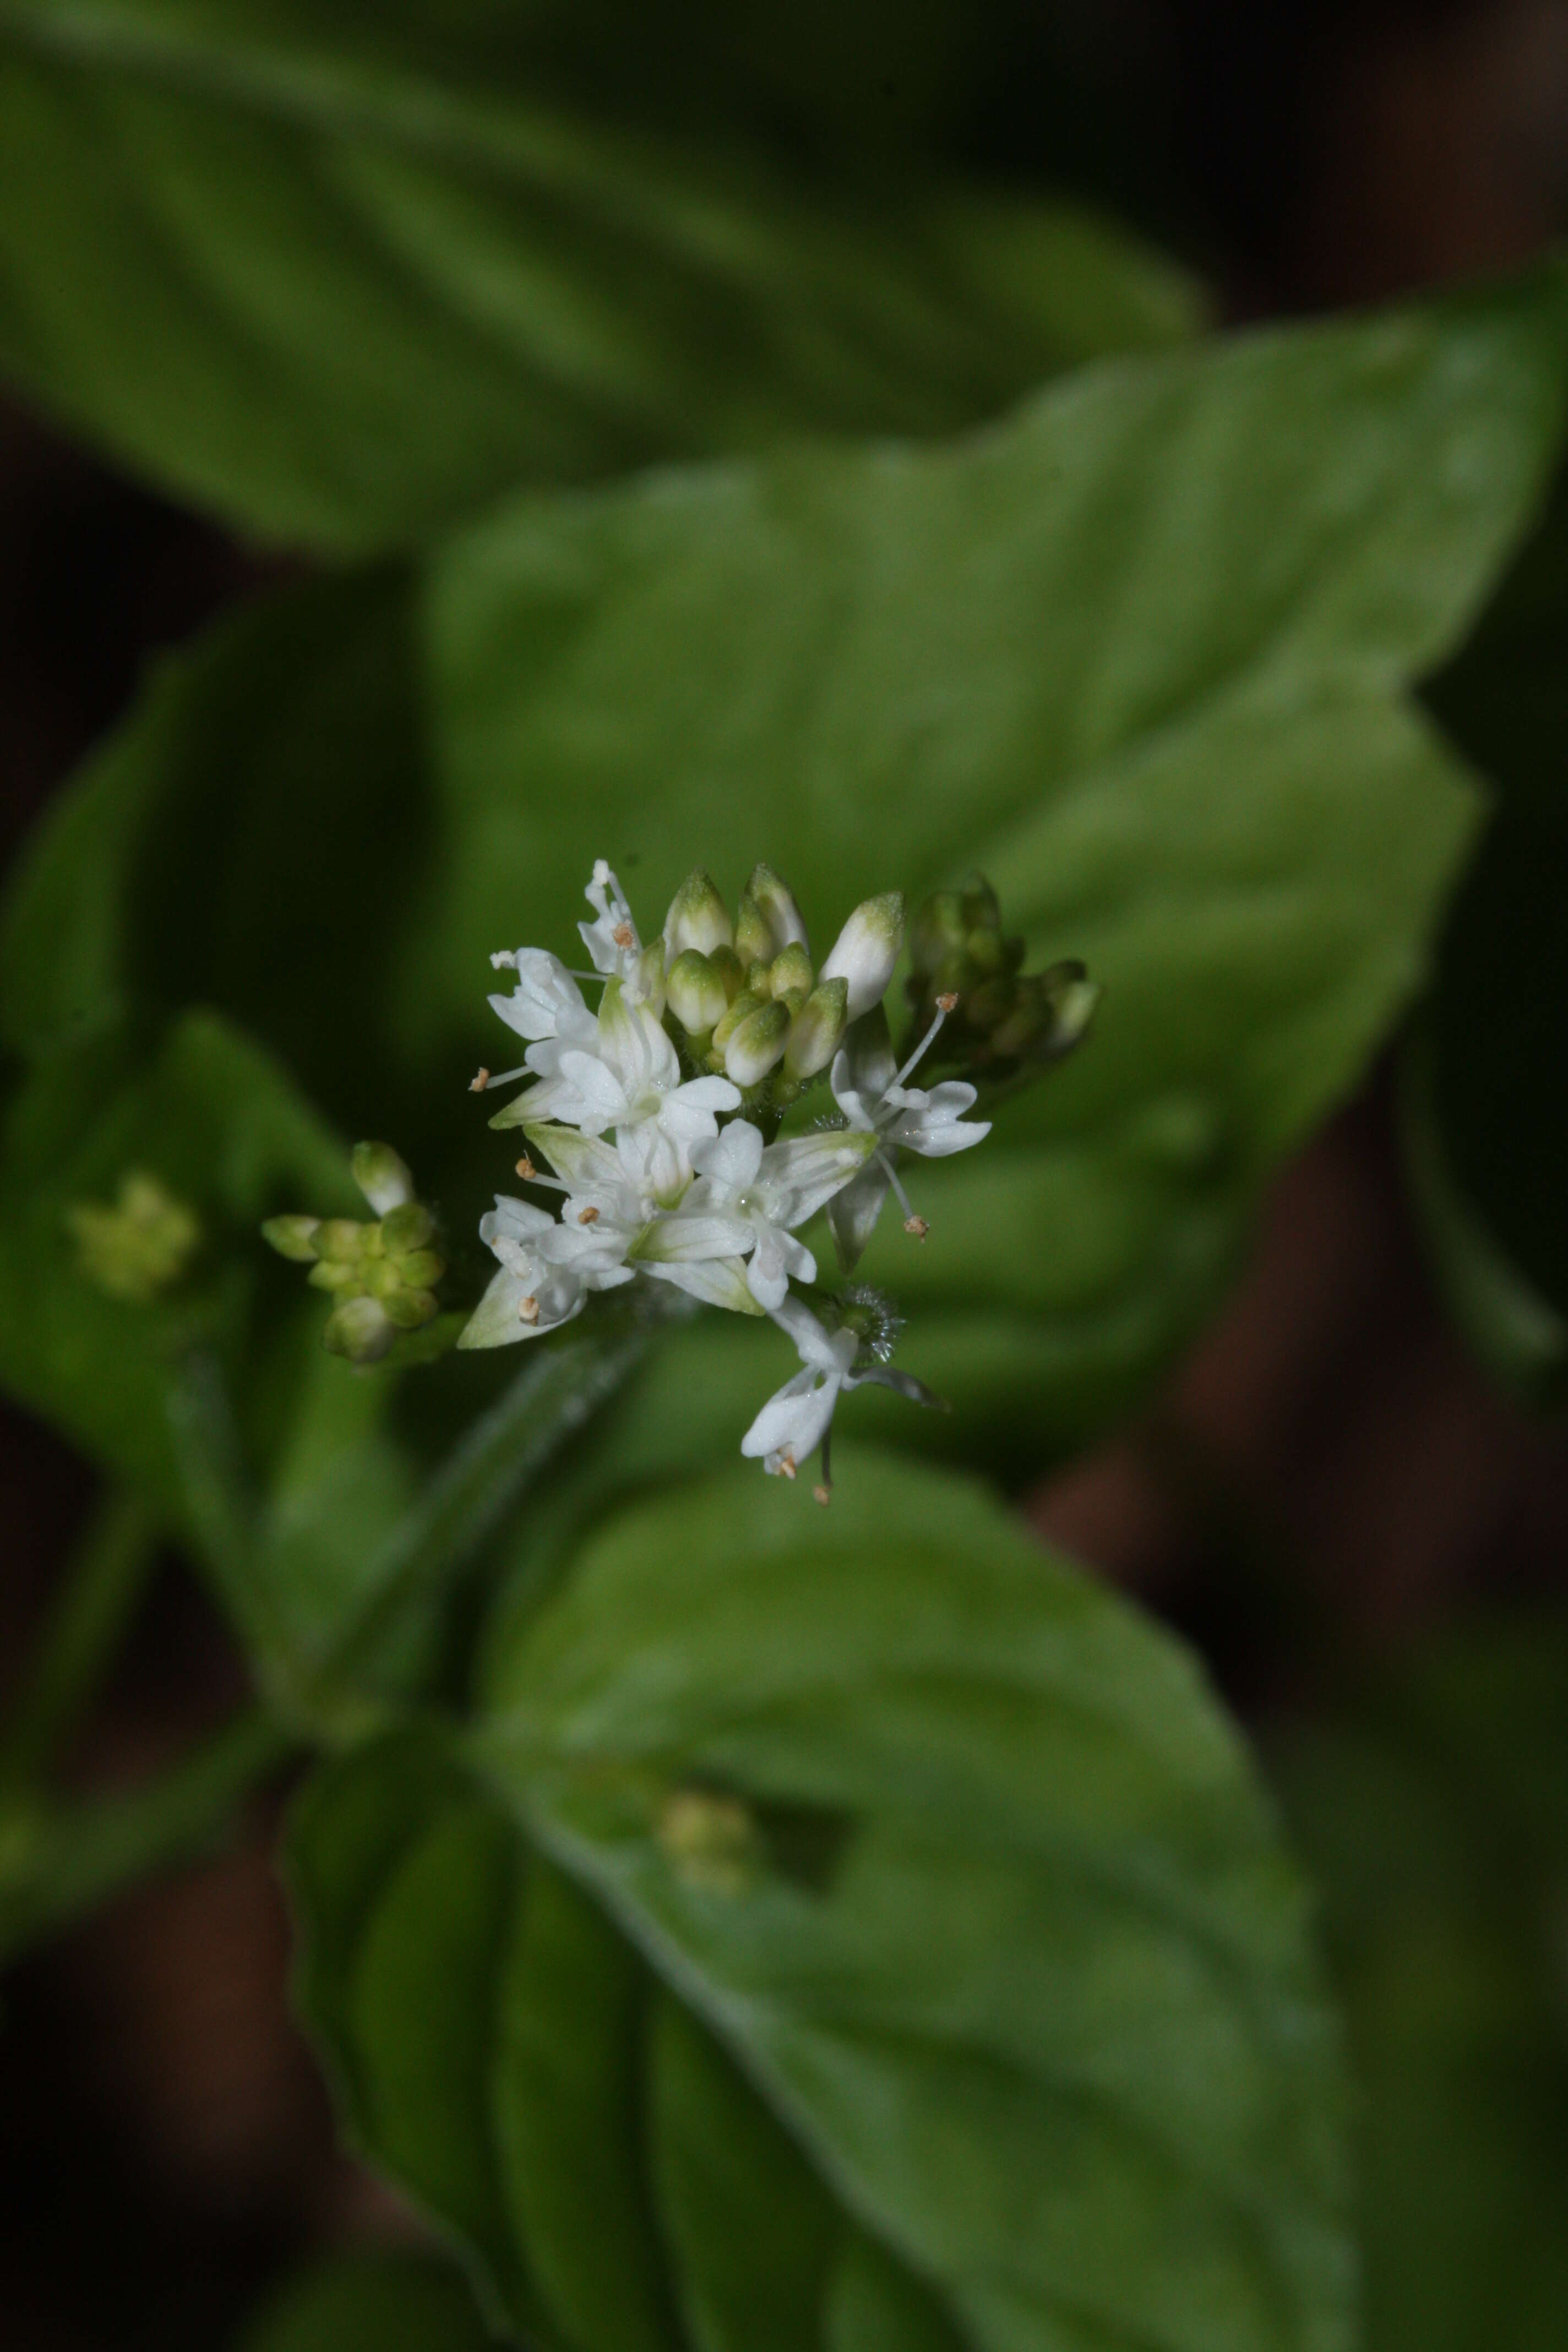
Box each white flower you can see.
[741,1295,936,1485]
[665,1120,875,1310]
[459,1196,586,1349]
[527,1128,649,1291]
[486,948,597,1079]
[826,1004,989,1265]
[579,858,645,985]
[492,980,739,1204]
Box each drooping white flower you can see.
[741,1294,936,1487]
[666,1120,875,1310]
[579,859,644,984]
[492,979,739,1204]
[826,1003,989,1265]
[487,949,598,1081]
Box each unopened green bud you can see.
[667,949,729,1036]
[663,867,733,961]
[364,1256,405,1300]
[724,998,791,1086]
[351,1141,414,1217]
[261,1215,321,1264]
[382,1287,439,1331]
[631,938,666,1018]
[709,944,745,1004]
[766,941,814,1003]
[381,1201,434,1257]
[711,987,766,1056]
[733,892,774,968]
[393,1249,445,1291]
[313,1219,367,1264]
[1041,965,1102,1056]
[307,1258,359,1294]
[744,863,809,957]
[819,892,904,1021]
[910,889,966,977]
[784,976,849,1080]
[323,1295,397,1364]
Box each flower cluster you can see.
[464,859,997,1492]
[263,1143,444,1364]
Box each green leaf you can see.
[0,0,1201,553]
[232,2255,495,2352]
[290,1451,1355,2352]
[6,279,1566,1477]
[1272,1624,1568,2352]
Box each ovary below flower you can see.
[741,1295,936,1483]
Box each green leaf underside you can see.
[232,2255,496,2352]
[290,1453,1354,2352]
[1272,1624,1568,2352]
[5,282,1562,1485]
[0,0,1200,552]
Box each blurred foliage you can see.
[0,0,1201,551]
[290,1453,1353,2352]
[233,2255,496,2352]
[1275,1624,1568,2352]
[1411,469,1568,1402]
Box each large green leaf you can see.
[1273,1624,1568,2352]
[290,1451,1354,2352]
[0,0,1199,552]
[4,280,1566,1480]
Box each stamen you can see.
[612,922,636,950]
[470,1068,490,1092]
[895,999,954,1088]
[815,1431,834,1504]
[518,1294,540,1324]
[577,1204,601,1224]
[813,1484,832,1505]
[879,1147,926,1242]
[778,1450,798,1480]
[514,1155,537,1180]
[472,1064,530,1092]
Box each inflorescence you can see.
[265,858,1097,1496]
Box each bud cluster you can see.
[662,863,901,1111]
[68,1169,201,1305]
[905,878,1101,1074]
[262,1142,444,1364]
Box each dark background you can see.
[4,3,1568,2344]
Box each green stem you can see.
[313,1302,659,1707]
[0,1489,162,1795]
[0,1705,296,1967]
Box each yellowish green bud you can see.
[667,949,729,1036]
[766,941,813,1001]
[261,1214,321,1263]
[819,891,904,1020]
[323,1295,397,1364]
[393,1248,445,1291]
[382,1288,439,1331]
[313,1219,367,1263]
[307,1259,358,1293]
[724,997,791,1086]
[784,976,849,1080]
[910,889,966,977]
[663,867,733,961]
[711,987,766,1056]
[381,1201,434,1256]
[68,1172,201,1305]
[743,863,809,957]
[733,892,774,969]
[709,944,745,1004]
[351,1141,414,1216]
